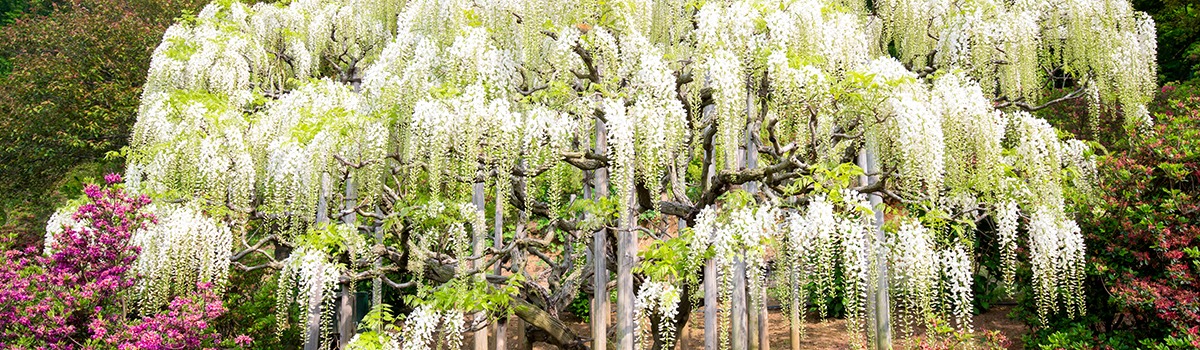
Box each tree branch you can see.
[994,84,1088,112]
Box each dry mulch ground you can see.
[474,304,1027,349]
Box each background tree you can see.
[0,0,204,241]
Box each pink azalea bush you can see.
[0,174,250,349]
[90,282,231,350]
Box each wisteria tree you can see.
[96,0,1156,349]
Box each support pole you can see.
[704,259,718,350]
[514,208,529,350]
[749,276,760,350]
[338,179,358,348]
[472,181,489,350]
[731,85,754,350]
[305,296,323,350]
[702,103,719,350]
[858,149,891,350]
[758,286,769,350]
[616,189,637,350]
[790,266,801,350]
[372,206,383,328]
[593,122,611,350]
[745,105,766,350]
[494,188,507,350]
[731,257,748,350]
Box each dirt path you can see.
[476,305,1026,349]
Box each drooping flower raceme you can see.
[995,201,1020,287]
[130,202,234,309]
[277,247,341,341]
[634,281,681,350]
[1028,208,1087,324]
[939,245,974,333]
[888,219,938,337]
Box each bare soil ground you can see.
[473,305,1026,349]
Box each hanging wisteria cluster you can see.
[687,201,782,350]
[399,306,465,350]
[45,197,234,309]
[877,0,1158,127]
[105,0,1153,347]
[634,281,681,350]
[276,247,340,344]
[888,219,938,337]
[129,203,234,308]
[677,191,986,346]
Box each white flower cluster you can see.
[1027,208,1086,324]
[685,207,719,286]
[447,27,517,94]
[628,36,687,201]
[1061,139,1098,195]
[634,281,681,350]
[400,305,439,350]
[888,219,937,337]
[252,80,386,232]
[144,6,255,106]
[931,72,1007,195]
[442,309,465,350]
[1010,112,1066,209]
[130,203,234,309]
[398,305,464,350]
[836,198,877,347]
[690,201,785,348]
[603,98,637,226]
[43,204,82,255]
[695,0,762,55]
[706,49,747,170]
[277,247,341,341]
[818,12,869,70]
[886,88,946,192]
[126,90,255,211]
[131,0,403,219]
[939,245,974,333]
[996,200,1021,287]
[801,196,842,315]
[761,0,871,75]
[877,0,1158,126]
[693,192,895,345]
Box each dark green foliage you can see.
[1134,0,1200,83]
[566,290,591,323]
[0,0,50,25]
[0,0,204,240]
[220,259,304,349]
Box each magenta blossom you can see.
[0,176,231,349]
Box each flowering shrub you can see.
[1023,84,1200,348]
[0,174,152,348]
[90,282,234,350]
[1086,86,1199,346]
[0,175,245,349]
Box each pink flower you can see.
[0,175,228,349]
[233,335,253,347]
